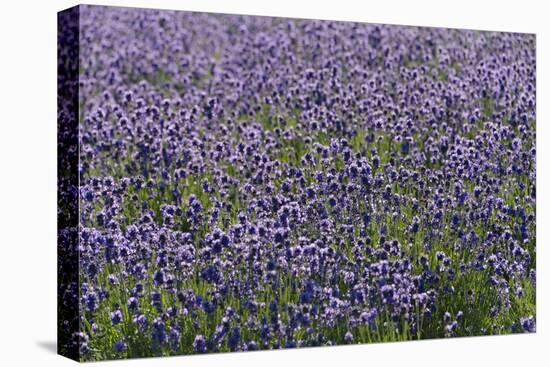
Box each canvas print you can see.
[58,4,536,362]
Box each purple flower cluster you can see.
[58,5,535,361]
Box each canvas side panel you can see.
[57,5,80,362]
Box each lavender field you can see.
[58,5,536,361]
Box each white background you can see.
[0,0,548,365]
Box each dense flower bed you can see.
[59,5,535,360]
